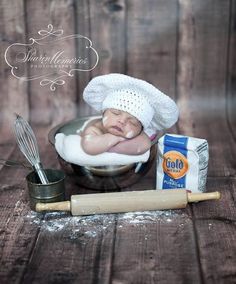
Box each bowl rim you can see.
[48,115,93,145]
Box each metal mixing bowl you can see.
[48,116,157,190]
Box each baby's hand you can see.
[106,133,126,144]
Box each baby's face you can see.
[102,109,142,138]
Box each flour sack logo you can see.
[162,150,189,179]
[4,24,99,91]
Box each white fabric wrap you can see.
[55,133,150,166]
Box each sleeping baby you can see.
[80,73,179,156]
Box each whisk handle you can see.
[34,163,49,184]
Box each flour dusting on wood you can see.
[24,209,188,242]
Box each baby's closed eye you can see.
[129,118,139,126]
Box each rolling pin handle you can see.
[36,201,71,212]
[187,191,221,203]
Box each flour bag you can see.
[156,134,209,192]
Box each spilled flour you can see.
[24,209,189,243]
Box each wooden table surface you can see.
[0,122,235,284]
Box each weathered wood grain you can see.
[191,178,236,283]
[25,0,77,126]
[193,177,236,221]
[74,0,92,117]
[177,0,230,120]
[126,0,178,100]
[111,210,202,284]
[195,220,236,284]
[81,0,126,118]
[21,213,117,284]
[177,2,236,283]
[177,0,236,177]
[191,178,236,284]
[90,0,126,76]
[0,143,16,172]
[0,127,60,283]
[227,0,236,140]
[0,149,40,284]
[0,0,29,143]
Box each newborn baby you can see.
[80,108,151,155]
[80,73,179,156]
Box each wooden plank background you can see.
[0,0,235,283]
[0,0,235,137]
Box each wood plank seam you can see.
[107,215,118,284]
[226,0,236,143]
[189,205,205,284]
[19,225,43,283]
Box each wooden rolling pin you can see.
[36,189,221,216]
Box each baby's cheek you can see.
[125,124,141,138]
[125,130,135,139]
[102,116,108,126]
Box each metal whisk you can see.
[14,114,49,184]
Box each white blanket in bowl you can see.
[55,133,150,166]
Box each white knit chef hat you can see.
[102,90,154,129]
[83,73,179,133]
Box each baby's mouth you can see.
[112,126,123,133]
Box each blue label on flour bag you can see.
[162,135,189,189]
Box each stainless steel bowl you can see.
[48,116,157,190]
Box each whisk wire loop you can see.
[14,114,49,184]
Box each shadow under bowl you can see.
[49,116,157,190]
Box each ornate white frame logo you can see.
[4,24,99,91]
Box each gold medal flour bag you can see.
[156,134,209,192]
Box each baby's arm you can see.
[81,126,125,155]
[108,132,151,155]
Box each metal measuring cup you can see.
[26,169,66,209]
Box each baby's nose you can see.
[118,115,127,124]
